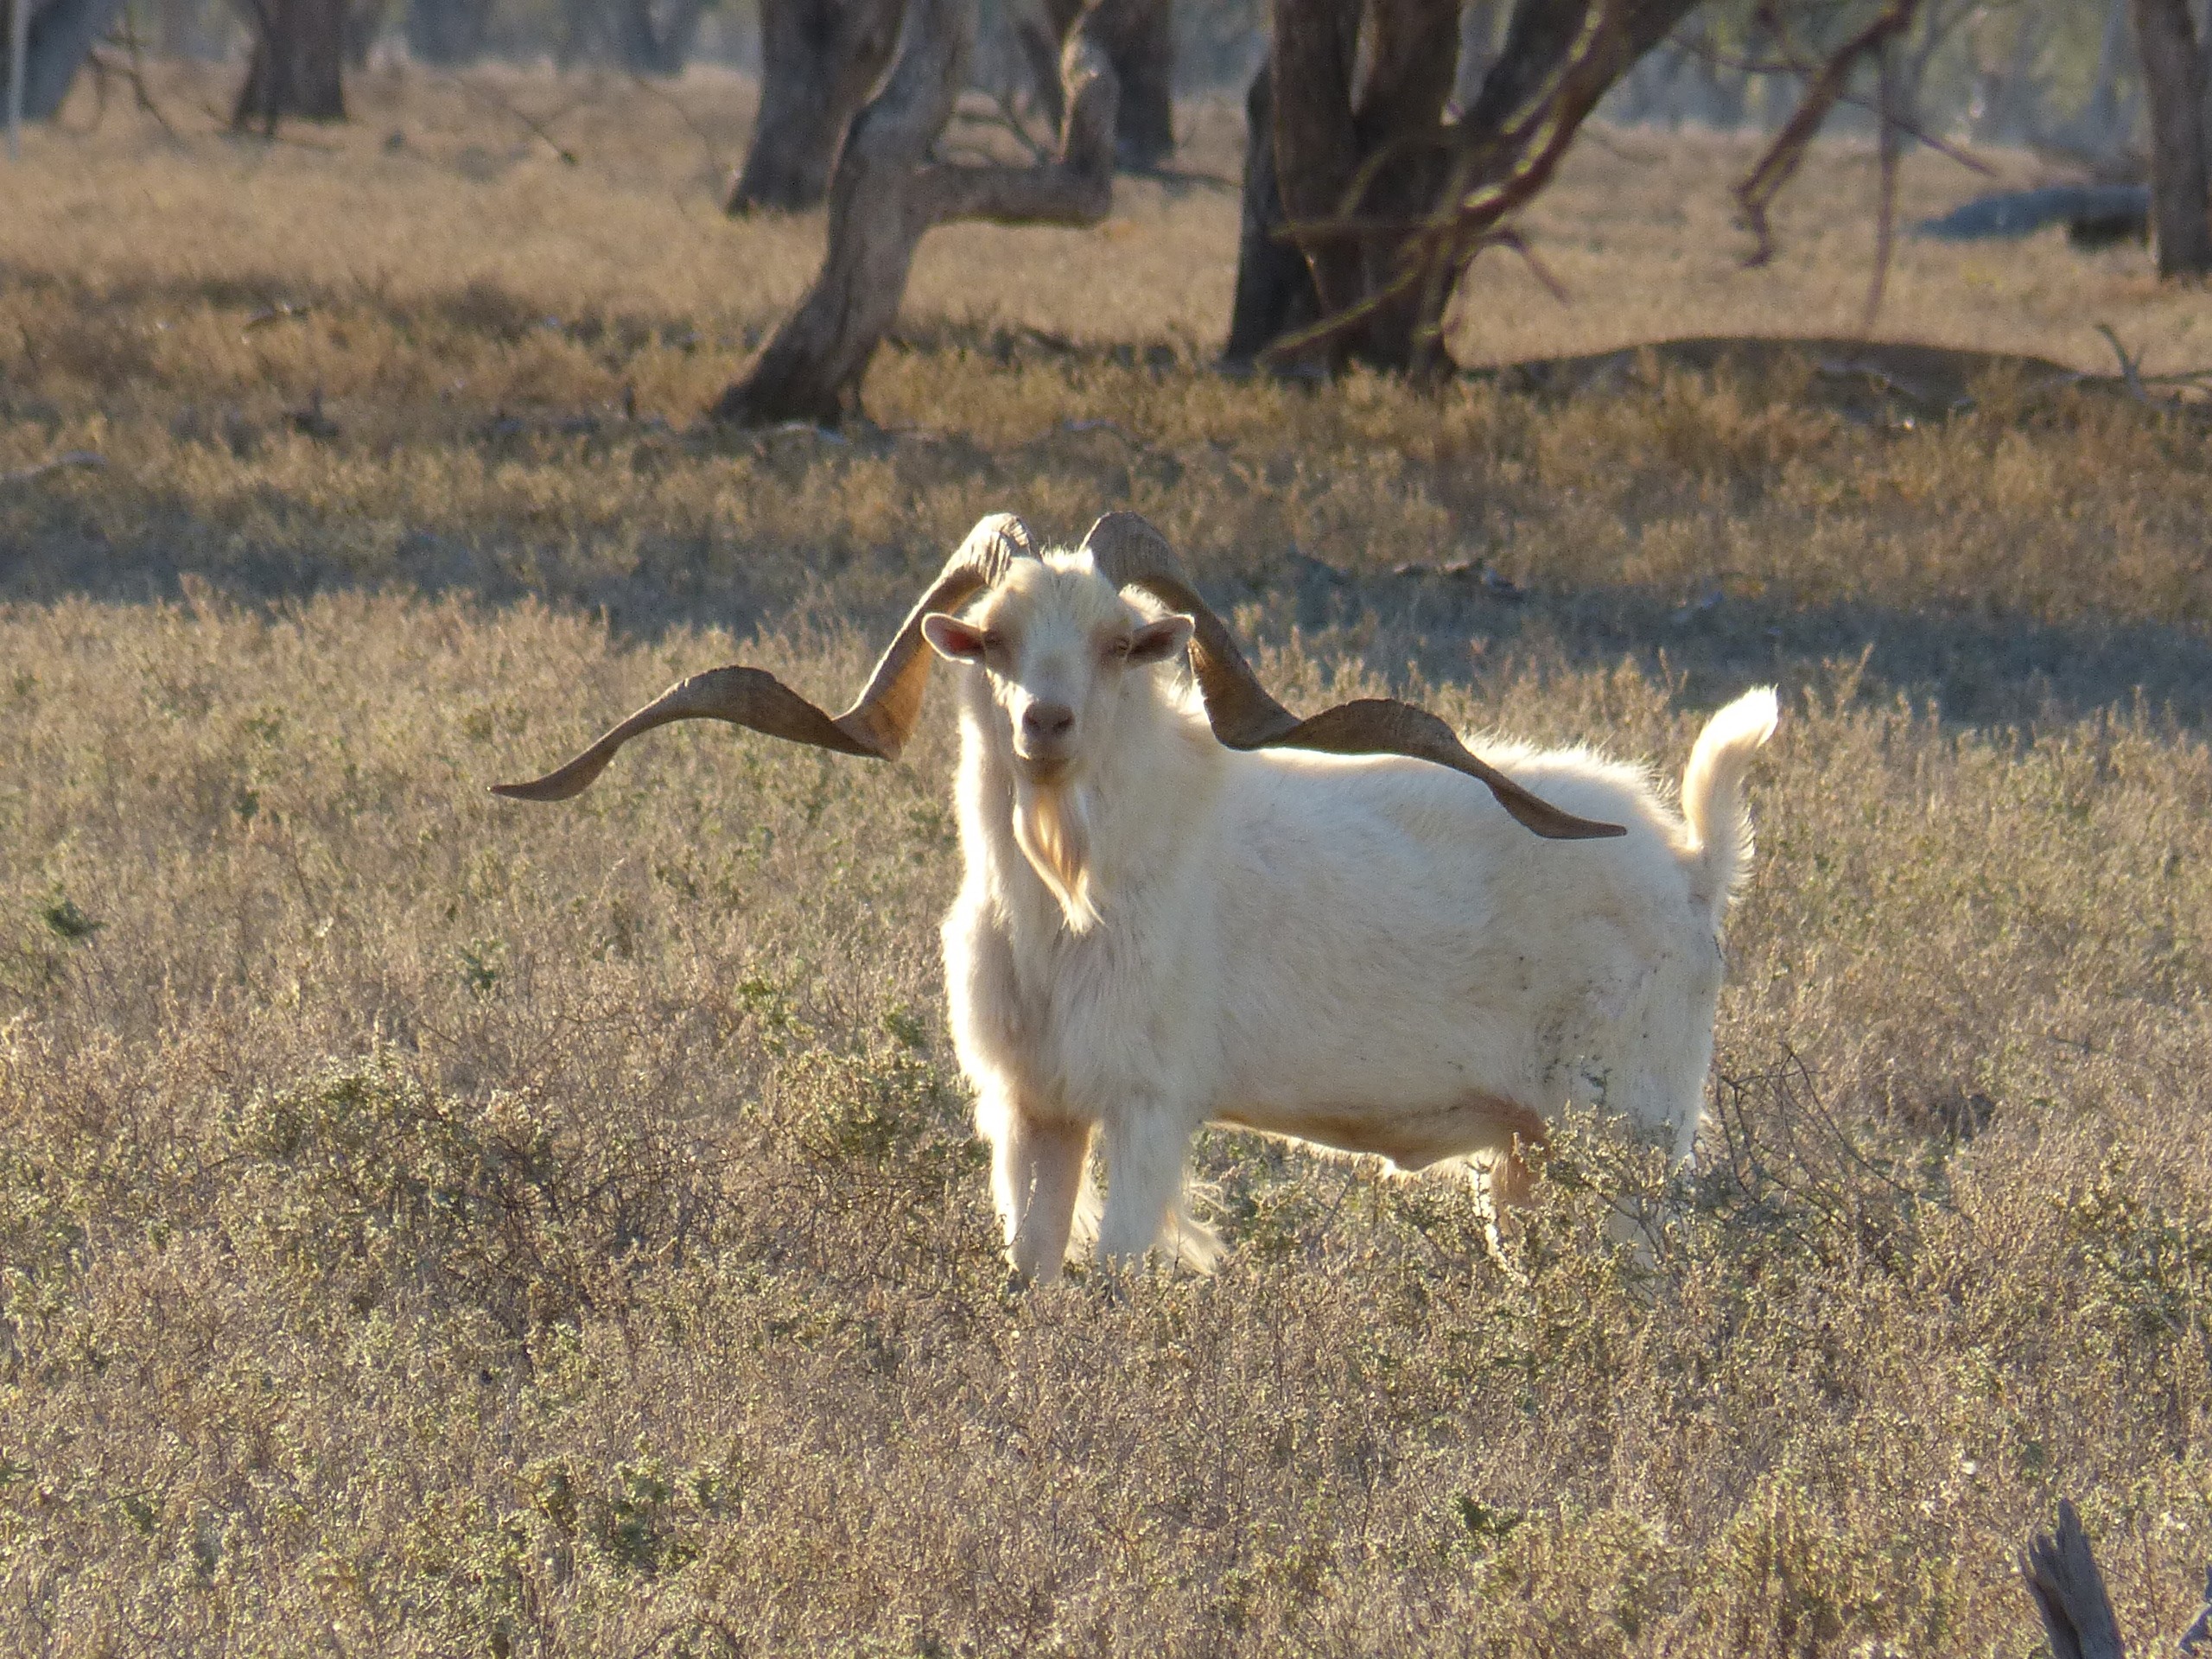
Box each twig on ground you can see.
[434,74,583,166]
[242,301,310,334]
[626,72,726,180]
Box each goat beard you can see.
[1012,778,1101,933]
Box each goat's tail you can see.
[1681,687,1778,916]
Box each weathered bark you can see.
[1268,0,1459,371]
[1228,0,1700,373]
[404,0,494,65]
[233,0,349,126]
[725,0,904,213]
[711,0,1118,423]
[2133,0,2212,275]
[1017,0,1173,170]
[1221,62,1319,367]
[2,0,125,120]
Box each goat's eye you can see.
[1107,639,1132,660]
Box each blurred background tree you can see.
[10,0,2209,406]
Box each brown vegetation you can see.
[4,66,2212,1655]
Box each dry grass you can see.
[4,67,2212,1656]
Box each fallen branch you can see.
[2,451,107,486]
[2094,323,2149,401]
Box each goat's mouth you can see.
[1013,752,1077,786]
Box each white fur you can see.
[931,550,1778,1279]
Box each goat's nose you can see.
[1022,702,1075,741]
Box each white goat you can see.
[497,512,1777,1280]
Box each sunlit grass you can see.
[3,66,2212,1656]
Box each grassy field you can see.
[5,63,2212,1656]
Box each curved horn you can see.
[493,513,1036,802]
[1077,512,1624,841]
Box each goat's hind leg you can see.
[1473,1137,1540,1262]
[1095,1106,1198,1268]
[988,1103,1092,1283]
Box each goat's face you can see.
[921,555,1193,786]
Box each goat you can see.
[496,512,1776,1280]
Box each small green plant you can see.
[457,938,505,996]
[39,894,101,942]
[881,1006,930,1052]
[1457,1496,1526,1548]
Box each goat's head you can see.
[918,555,1192,787]
[491,511,1625,842]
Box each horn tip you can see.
[1554,817,1627,840]
[489,778,575,803]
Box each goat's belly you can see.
[1214,1091,1548,1172]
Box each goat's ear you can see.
[922,613,990,663]
[1128,614,1194,665]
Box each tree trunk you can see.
[1452,0,1498,116]
[2079,0,2136,155]
[725,0,904,213]
[233,0,349,127]
[1270,0,1460,371]
[404,0,494,65]
[1225,0,1703,374]
[610,0,706,74]
[711,0,1119,423]
[3,0,125,119]
[2134,0,2212,274]
[1221,61,1319,367]
[1017,0,1173,171]
[1969,6,2042,145]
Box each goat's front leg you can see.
[1474,1138,1539,1259]
[1095,1105,1193,1267]
[982,1094,1092,1283]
